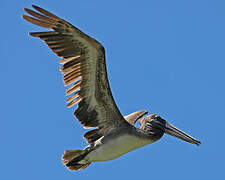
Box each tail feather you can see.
[62,150,91,171]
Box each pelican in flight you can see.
[22,5,201,171]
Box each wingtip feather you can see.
[22,15,56,28]
[31,4,61,21]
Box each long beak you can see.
[164,122,201,146]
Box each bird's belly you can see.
[85,134,153,162]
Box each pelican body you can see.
[78,113,200,165]
[22,5,201,171]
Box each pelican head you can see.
[139,114,201,146]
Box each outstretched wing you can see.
[23,5,130,135]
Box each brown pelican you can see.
[22,5,201,171]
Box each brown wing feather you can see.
[124,110,148,125]
[23,5,130,136]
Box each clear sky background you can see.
[1,0,225,179]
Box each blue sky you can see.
[1,0,225,179]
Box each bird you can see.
[22,5,201,171]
